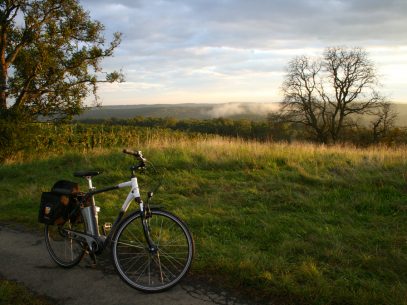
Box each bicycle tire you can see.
[44,221,86,268]
[112,209,194,292]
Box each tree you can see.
[0,0,123,121]
[371,101,398,143]
[279,47,389,143]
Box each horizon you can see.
[91,100,407,107]
[80,0,407,106]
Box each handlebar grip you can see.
[123,149,146,161]
[123,149,137,156]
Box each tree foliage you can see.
[279,47,392,143]
[0,0,123,120]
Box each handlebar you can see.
[123,149,147,162]
[123,148,162,195]
[123,149,147,175]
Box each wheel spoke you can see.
[153,254,177,280]
[125,256,149,275]
[158,248,187,269]
[117,251,144,257]
[121,224,146,246]
[134,260,150,282]
[117,241,145,249]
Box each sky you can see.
[80,0,407,105]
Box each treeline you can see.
[0,122,208,162]
[78,116,407,146]
[79,117,272,141]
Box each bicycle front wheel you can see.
[44,220,86,268]
[112,209,194,292]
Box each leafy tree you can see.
[0,0,123,121]
[278,47,391,143]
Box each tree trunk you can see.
[0,29,8,112]
[0,75,7,111]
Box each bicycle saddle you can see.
[73,171,101,178]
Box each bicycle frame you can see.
[91,176,144,216]
[65,175,157,254]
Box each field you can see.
[1,125,407,305]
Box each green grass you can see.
[0,279,53,305]
[1,138,407,305]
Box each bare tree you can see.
[371,101,398,143]
[279,47,387,143]
[280,55,329,143]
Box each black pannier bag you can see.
[38,180,82,225]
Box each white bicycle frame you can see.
[67,175,147,253]
[85,175,145,212]
[117,177,145,213]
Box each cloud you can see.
[79,0,407,104]
[83,0,407,50]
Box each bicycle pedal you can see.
[89,252,97,266]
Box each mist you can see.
[204,102,280,118]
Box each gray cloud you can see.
[83,0,407,48]
[79,0,407,104]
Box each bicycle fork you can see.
[140,201,165,283]
[139,201,158,253]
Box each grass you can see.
[0,279,53,305]
[1,138,407,305]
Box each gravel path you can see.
[0,224,260,305]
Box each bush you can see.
[0,118,33,162]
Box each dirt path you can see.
[0,224,259,305]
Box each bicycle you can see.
[42,149,194,292]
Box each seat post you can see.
[85,176,95,191]
[85,176,97,208]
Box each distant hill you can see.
[75,103,279,121]
[75,102,407,126]
[76,104,203,120]
[394,103,407,126]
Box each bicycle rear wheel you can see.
[44,220,86,268]
[112,209,194,292]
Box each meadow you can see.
[0,124,406,305]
